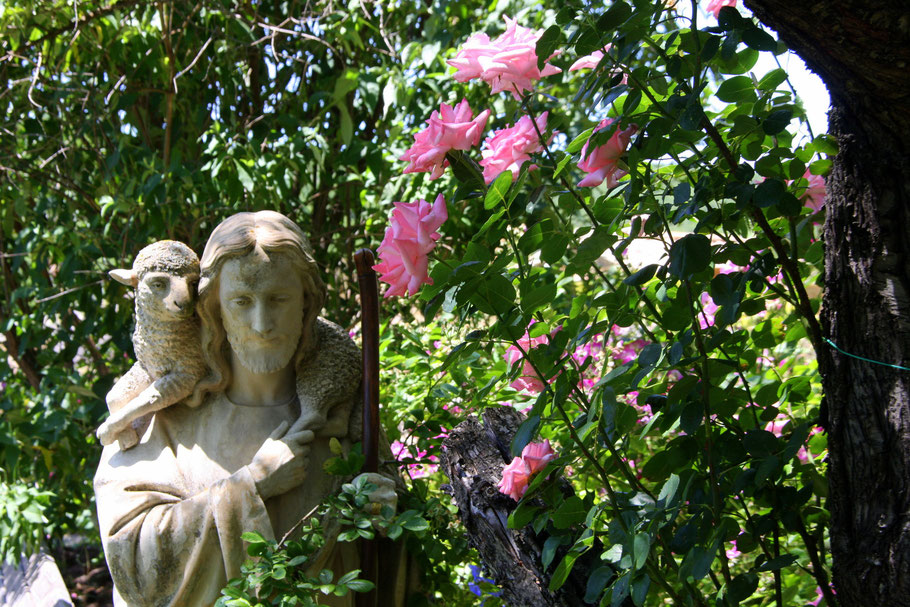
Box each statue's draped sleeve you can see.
[94,414,276,606]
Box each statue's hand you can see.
[353,472,398,517]
[248,421,315,500]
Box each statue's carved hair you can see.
[191,211,326,404]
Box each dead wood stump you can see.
[441,406,610,606]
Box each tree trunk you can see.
[440,406,606,606]
[745,1,910,604]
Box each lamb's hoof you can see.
[97,421,118,446]
[117,428,140,451]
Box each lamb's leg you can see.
[105,363,151,414]
[100,364,151,448]
[97,370,195,449]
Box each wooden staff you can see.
[354,248,380,607]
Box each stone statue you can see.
[93,211,409,607]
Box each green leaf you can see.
[584,566,614,603]
[541,234,571,264]
[511,415,541,457]
[631,573,651,606]
[715,76,756,103]
[632,533,650,570]
[241,532,267,544]
[549,552,579,592]
[573,227,615,267]
[234,160,254,192]
[743,429,780,457]
[763,109,793,135]
[729,572,759,601]
[470,273,516,315]
[757,554,798,572]
[542,535,564,569]
[742,27,777,52]
[597,1,632,31]
[680,546,714,581]
[757,68,788,91]
[345,579,376,593]
[536,25,563,70]
[485,171,513,209]
[623,264,658,286]
[552,496,586,529]
[668,234,712,278]
[522,282,557,313]
[753,178,786,208]
[401,516,429,531]
[566,127,595,154]
[658,473,680,504]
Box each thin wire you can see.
[825,338,910,372]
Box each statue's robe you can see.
[94,319,413,607]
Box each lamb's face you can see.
[137,271,199,321]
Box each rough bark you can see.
[440,406,607,606]
[745,1,910,604]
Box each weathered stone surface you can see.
[0,552,72,607]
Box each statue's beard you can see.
[227,332,299,374]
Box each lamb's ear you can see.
[109,269,138,287]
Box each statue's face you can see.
[218,250,304,374]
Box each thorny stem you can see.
[796,518,839,606]
[521,100,663,341]
[773,526,783,607]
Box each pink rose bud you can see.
[400,99,491,180]
[577,118,637,188]
[447,16,562,100]
[521,439,556,475]
[498,456,531,501]
[705,0,737,18]
[373,194,448,297]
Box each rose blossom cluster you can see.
[390,440,439,478]
[447,16,561,99]
[498,439,557,501]
[400,99,491,180]
[377,16,635,297]
[373,194,448,297]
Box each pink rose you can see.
[504,321,551,393]
[498,456,531,500]
[399,99,491,180]
[447,16,562,99]
[699,291,719,330]
[764,414,789,437]
[577,119,637,188]
[612,338,650,365]
[373,194,448,297]
[569,47,628,84]
[705,0,737,18]
[522,439,556,475]
[480,112,551,184]
[569,49,605,71]
[800,169,826,211]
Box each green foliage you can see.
[1,0,837,605]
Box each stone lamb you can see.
[97,240,207,450]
